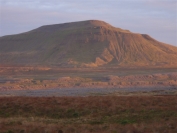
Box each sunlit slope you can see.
[0,20,177,67]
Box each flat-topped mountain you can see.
[0,20,177,67]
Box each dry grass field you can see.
[0,96,177,133]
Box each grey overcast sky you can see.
[0,0,177,46]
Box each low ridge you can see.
[0,20,177,67]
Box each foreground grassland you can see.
[0,96,177,133]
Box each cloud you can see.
[144,0,177,11]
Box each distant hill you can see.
[0,20,177,67]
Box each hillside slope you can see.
[0,20,177,67]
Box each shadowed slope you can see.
[0,20,177,67]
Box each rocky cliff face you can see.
[0,20,177,67]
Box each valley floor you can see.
[0,67,177,133]
[0,67,177,91]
